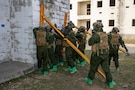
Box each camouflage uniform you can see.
[62,21,77,73]
[108,27,128,71]
[84,22,116,88]
[54,33,64,66]
[45,25,57,72]
[33,27,48,76]
[76,26,87,66]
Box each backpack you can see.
[97,32,109,50]
[36,30,47,46]
[110,33,120,45]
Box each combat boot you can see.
[38,68,42,73]
[116,67,119,71]
[50,65,57,72]
[47,64,51,69]
[70,67,77,73]
[108,81,116,88]
[64,66,71,71]
[75,59,80,64]
[58,62,64,66]
[84,78,93,84]
[78,61,86,66]
[43,71,48,76]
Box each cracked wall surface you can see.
[0,0,11,63]
[0,0,70,64]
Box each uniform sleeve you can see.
[33,28,37,38]
[76,32,82,40]
[68,31,77,43]
[88,33,100,46]
[108,33,112,46]
[119,35,125,47]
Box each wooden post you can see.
[64,13,68,27]
[40,3,44,26]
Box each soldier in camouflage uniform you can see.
[84,22,116,88]
[45,25,57,72]
[108,27,128,71]
[62,21,77,73]
[54,24,64,66]
[76,26,87,66]
[33,26,48,76]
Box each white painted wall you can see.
[70,0,78,25]
[0,0,70,64]
[70,1,90,26]
[120,0,135,34]
[71,0,135,36]
[10,0,34,64]
[0,0,11,63]
[91,0,135,35]
[44,0,70,28]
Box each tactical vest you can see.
[110,33,120,45]
[92,32,109,53]
[97,32,109,50]
[36,30,47,46]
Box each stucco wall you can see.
[0,0,11,63]
[44,0,70,28]
[0,0,70,64]
[10,0,34,64]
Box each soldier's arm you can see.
[119,35,128,52]
[33,28,38,38]
[88,34,100,46]
[107,33,112,46]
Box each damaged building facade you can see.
[0,0,70,64]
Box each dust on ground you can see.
[0,51,135,90]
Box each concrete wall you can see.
[0,0,70,64]
[10,0,34,64]
[44,0,70,29]
[0,0,11,63]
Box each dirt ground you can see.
[0,51,135,90]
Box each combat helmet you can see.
[45,25,52,32]
[112,27,119,33]
[97,22,103,28]
[68,21,75,28]
[38,26,45,30]
[78,26,86,32]
[93,22,99,31]
[93,22,103,32]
